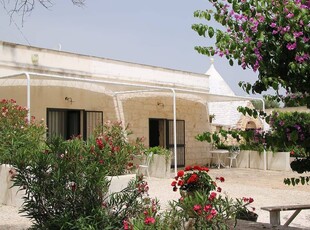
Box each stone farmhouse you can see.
[0,41,262,170]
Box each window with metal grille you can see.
[84,111,103,139]
[47,109,103,140]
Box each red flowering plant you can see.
[92,121,146,176]
[0,98,46,165]
[235,197,258,222]
[123,197,163,230]
[171,165,219,195]
[10,126,151,229]
[169,166,257,228]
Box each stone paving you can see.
[1,168,310,229]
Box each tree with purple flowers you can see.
[192,0,309,107]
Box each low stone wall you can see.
[0,164,137,207]
[249,151,266,170]
[237,151,291,171]
[107,174,136,195]
[236,150,250,168]
[267,152,291,171]
[0,164,24,207]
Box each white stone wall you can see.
[122,96,211,166]
[0,85,118,130]
[0,41,209,92]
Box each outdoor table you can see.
[210,149,229,169]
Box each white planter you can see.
[248,151,291,171]
[237,151,250,168]
[268,152,291,171]
[0,164,24,207]
[249,151,265,170]
[149,154,171,179]
[107,174,136,195]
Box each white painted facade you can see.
[0,41,256,167]
[0,41,209,91]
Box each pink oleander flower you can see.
[286,43,297,50]
[286,12,294,18]
[144,217,155,225]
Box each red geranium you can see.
[177,170,184,177]
[171,165,221,195]
[187,173,199,184]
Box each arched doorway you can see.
[246,121,257,130]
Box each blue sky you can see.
[0,0,260,97]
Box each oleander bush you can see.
[0,99,46,165]
[11,132,149,229]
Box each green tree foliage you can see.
[193,0,309,107]
[251,95,280,110]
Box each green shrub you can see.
[268,111,310,156]
[12,136,150,229]
[91,121,146,176]
[0,99,46,165]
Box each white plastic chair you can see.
[138,152,153,178]
[227,146,240,168]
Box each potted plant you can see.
[235,197,258,222]
[268,111,310,174]
[168,165,257,228]
[171,165,216,196]
[146,146,171,178]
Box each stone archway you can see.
[246,121,257,129]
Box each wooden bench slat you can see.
[261,204,310,212]
[261,204,310,227]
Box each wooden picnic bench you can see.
[261,204,310,226]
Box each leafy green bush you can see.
[0,99,46,165]
[268,111,310,155]
[196,129,241,150]
[1,99,152,228]
[12,136,110,229]
[92,121,146,176]
[11,135,151,229]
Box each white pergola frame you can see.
[0,72,267,173]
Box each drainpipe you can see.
[25,73,31,124]
[172,88,177,176]
[260,98,267,171]
[252,97,266,170]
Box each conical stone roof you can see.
[206,59,245,127]
[205,58,235,96]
